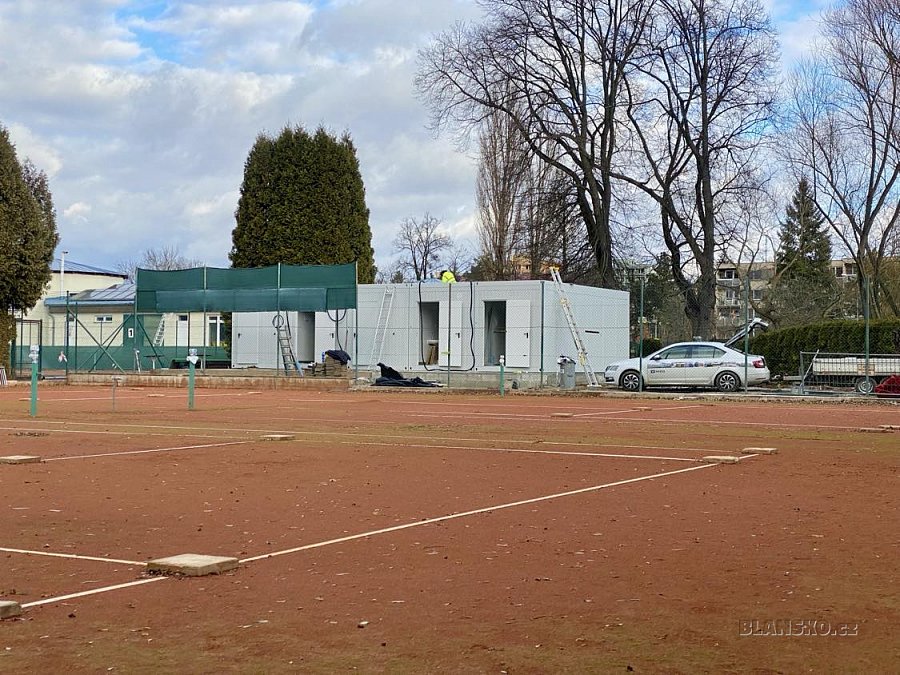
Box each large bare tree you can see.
[118,245,203,280]
[475,108,530,280]
[615,0,779,338]
[392,213,454,281]
[783,0,900,317]
[418,0,654,288]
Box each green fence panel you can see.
[136,263,357,312]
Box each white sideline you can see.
[345,440,700,462]
[239,462,720,564]
[21,577,167,609]
[0,547,143,566]
[43,440,251,461]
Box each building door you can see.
[505,299,531,368]
[176,314,189,348]
[438,300,462,367]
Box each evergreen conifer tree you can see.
[776,178,832,280]
[767,178,838,326]
[0,125,59,368]
[230,125,375,283]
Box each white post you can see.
[59,250,68,296]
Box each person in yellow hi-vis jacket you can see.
[440,269,456,283]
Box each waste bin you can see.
[557,356,576,390]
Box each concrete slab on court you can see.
[261,434,296,441]
[0,600,22,619]
[702,455,740,464]
[0,455,41,464]
[742,447,777,455]
[146,554,239,577]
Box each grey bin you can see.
[558,356,576,390]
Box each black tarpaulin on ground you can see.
[375,362,441,388]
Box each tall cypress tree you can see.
[0,125,59,367]
[230,125,375,283]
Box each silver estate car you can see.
[604,341,770,392]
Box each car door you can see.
[689,344,727,386]
[645,345,693,386]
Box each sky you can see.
[0,0,829,275]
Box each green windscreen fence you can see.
[135,263,357,313]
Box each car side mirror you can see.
[650,355,662,361]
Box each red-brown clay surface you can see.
[0,385,897,673]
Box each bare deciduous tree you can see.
[392,213,453,281]
[475,108,530,280]
[118,245,203,280]
[783,0,900,317]
[418,0,654,288]
[615,0,779,338]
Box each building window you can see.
[749,269,764,280]
[751,289,764,301]
[718,268,736,280]
[208,315,225,347]
[95,315,113,323]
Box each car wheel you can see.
[620,370,642,392]
[855,376,876,394]
[715,371,740,392]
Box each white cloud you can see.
[1,0,819,275]
[1,0,483,273]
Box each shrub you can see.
[749,319,900,377]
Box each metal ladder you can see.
[153,314,171,347]
[368,287,394,373]
[549,267,602,387]
[272,313,301,375]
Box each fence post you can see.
[638,274,645,393]
[864,278,870,394]
[744,276,750,393]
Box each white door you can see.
[231,313,260,366]
[314,312,336,360]
[438,300,462,367]
[505,299,531,367]
[176,314,189,347]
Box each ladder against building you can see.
[368,286,395,374]
[549,267,602,388]
[272,313,301,375]
[153,314,173,347]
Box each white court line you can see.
[240,462,720,563]
[43,440,251,461]
[345,440,700,462]
[0,547,144,566]
[20,577,167,609]
[571,408,652,418]
[1,421,718,454]
[0,425,234,440]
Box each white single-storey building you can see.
[231,280,629,381]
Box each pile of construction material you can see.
[304,354,349,378]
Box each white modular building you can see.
[231,280,629,378]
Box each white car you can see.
[604,341,770,392]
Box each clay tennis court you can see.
[1,384,897,672]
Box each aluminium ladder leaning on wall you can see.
[549,267,602,388]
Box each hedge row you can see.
[630,338,663,358]
[748,319,900,377]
